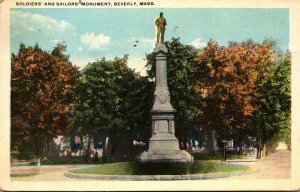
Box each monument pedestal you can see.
[139,43,193,163]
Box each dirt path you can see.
[222,149,291,179]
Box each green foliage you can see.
[146,38,200,130]
[71,161,249,175]
[11,140,35,160]
[254,52,291,147]
[73,57,153,137]
[11,43,79,158]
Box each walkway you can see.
[10,149,290,181]
[10,164,94,181]
[222,149,291,179]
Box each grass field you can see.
[71,161,249,175]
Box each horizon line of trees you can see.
[11,38,291,161]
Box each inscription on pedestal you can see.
[158,120,168,133]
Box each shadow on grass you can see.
[71,161,249,175]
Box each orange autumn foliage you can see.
[11,44,79,157]
[193,41,274,136]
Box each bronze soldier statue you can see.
[155,12,167,44]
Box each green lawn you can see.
[71,161,249,175]
[192,153,248,161]
[10,173,38,177]
[39,159,91,165]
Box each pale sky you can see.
[10,8,289,76]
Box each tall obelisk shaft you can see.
[152,44,175,113]
[139,43,193,163]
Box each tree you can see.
[193,40,275,147]
[73,57,153,161]
[253,52,291,157]
[11,43,79,159]
[146,38,201,147]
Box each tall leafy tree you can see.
[11,43,79,159]
[146,38,200,142]
[193,40,274,144]
[253,52,291,157]
[73,57,153,160]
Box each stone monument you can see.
[139,13,193,163]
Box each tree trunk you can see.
[84,135,91,161]
[45,136,54,160]
[185,131,192,152]
[114,134,123,158]
[101,136,106,163]
[256,143,260,159]
[238,138,243,155]
[262,144,266,158]
[121,134,125,159]
[256,119,262,159]
[204,128,214,156]
[34,137,45,164]
[45,137,50,160]
[256,137,262,159]
[101,136,110,163]
[80,134,84,150]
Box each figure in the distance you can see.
[155,12,167,44]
